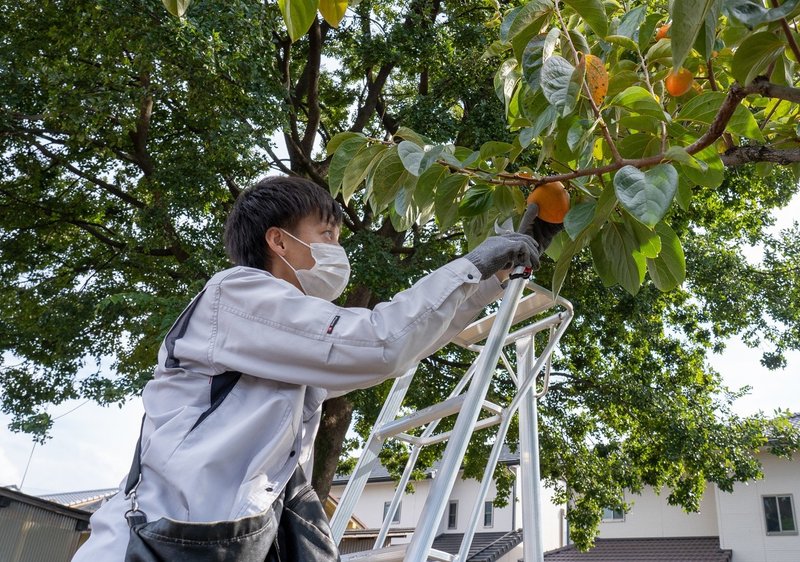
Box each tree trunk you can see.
[312,395,355,501]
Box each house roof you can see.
[0,486,92,523]
[39,488,119,513]
[543,537,731,562]
[332,446,520,485]
[432,530,523,562]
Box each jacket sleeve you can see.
[207,259,503,392]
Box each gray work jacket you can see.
[73,259,503,561]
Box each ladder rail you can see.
[456,311,572,561]
[374,360,480,548]
[330,367,417,543]
[405,273,528,560]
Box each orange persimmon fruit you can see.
[655,23,671,41]
[527,182,570,224]
[665,67,694,97]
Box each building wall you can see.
[596,485,719,539]
[716,454,800,562]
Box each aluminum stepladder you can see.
[330,268,574,562]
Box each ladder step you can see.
[341,544,455,561]
[377,397,503,442]
[376,395,466,439]
[452,289,556,348]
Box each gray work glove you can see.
[464,232,540,280]
[518,203,564,252]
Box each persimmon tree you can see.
[311,0,800,296]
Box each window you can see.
[483,501,494,528]
[602,507,625,522]
[448,501,458,529]
[763,495,797,535]
[383,501,401,524]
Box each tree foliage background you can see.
[1,0,800,547]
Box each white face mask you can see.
[278,229,351,301]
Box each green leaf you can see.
[278,0,319,42]
[494,59,521,113]
[617,132,661,159]
[602,220,645,295]
[670,0,716,70]
[675,174,694,211]
[564,200,596,239]
[639,13,664,51]
[731,31,785,85]
[679,144,724,188]
[616,5,646,41]
[435,174,469,230]
[663,146,694,166]
[341,144,386,204]
[162,0,191,17]
[398,141,443,176]
[480,141,514,160]
[520,87,558,137]
[613,164,678,227]
[459,184,494,217]
[508,0,554,61]
[328,136,369,196]
[414,164,448,225]
[724,0,800,29]
[369,148,412,214]
[522,34,548,91]
[608,86,667,121]
[500,6,524,42]
[646,222,685,291]
[394,127,432,147]
[590,234,616,286]
[676,91,764,141]
[605,35,639,51]
[326,132,363,156]
[319,0,347,27]
[623,212,661,258]
[541,56,581,116]
[562,0,608,38]
[694,0,722,60]
[493,184,518,217]
[551,185,616,295]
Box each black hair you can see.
[224,176,343,270]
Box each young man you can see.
[73,176,556,560]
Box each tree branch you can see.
[29,139,146,209]
[770,0,800,63]
[720,146,800,167]
[351,64,395,133]
[298,19,326,156]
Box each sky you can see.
[1,197,799,497]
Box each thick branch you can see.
[351,64,395,133]
[298,19,326,156]
[129,76,155,177]
[29,139,146,209]
[721,146,800,167]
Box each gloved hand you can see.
[518,203,564,252]
[464,232,540,280]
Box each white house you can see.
[329,449,567,561]
[330,415,799,562]
[548,413,800,561]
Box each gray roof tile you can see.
[543,537,731,562]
